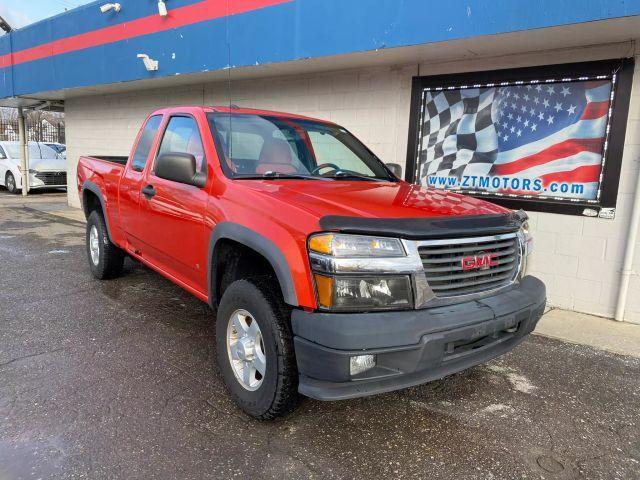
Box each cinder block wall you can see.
[65,48,640,323]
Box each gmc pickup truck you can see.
[77,106,545,419]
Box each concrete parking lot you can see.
[0,191,639,480]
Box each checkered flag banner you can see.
[416,79,613,202]
[419,88,498,180]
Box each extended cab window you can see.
[157,116,206,173]
[131,115,162,172]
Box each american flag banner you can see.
[416,78,614,202]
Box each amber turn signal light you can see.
[308,234,333,255]
[313,274,333,308]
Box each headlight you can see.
[314,274,413,311]
[309,233,418,311]
[517,221,534,278]
[520,221,533,256]
[309,233,405,257]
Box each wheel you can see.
[5,172,19,194]
[86,210,125,279]
[216,279,301,419]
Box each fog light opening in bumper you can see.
[350,354,376,376]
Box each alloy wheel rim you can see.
[226,309,266,391]
[89,225,100,265]
[7,175,14,191]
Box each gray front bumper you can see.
[291,275,546,400]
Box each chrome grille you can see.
[35,171,67,186]
[418,233,521,298]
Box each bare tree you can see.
[0,107,65,142]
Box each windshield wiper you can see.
[329,170,389,182]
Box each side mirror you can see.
[386,163,403,178]
[155,152,206,188]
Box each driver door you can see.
[136,114,209,293]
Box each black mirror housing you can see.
[155,152,206,187]
[386,163,403,178]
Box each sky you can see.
[0,0,93,31]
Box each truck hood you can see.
[239,180,510,220]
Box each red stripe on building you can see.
[581,101,609,120]
[0,0,290,69]
[491,137,603,176]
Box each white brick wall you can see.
[64,46,640,322]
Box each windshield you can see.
[207,113,395,181]
[46,144,66,154]
[5,142,60,160]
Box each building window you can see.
[406,59,634,217]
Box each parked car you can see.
[45,142,67,159]
[77,106,545,419]
[0,141,67,194]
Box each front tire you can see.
[86,210,125,279]
[216,279,301,419]
[5,172,18,194]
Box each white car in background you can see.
[0,141,68,194]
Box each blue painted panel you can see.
[3,0,640,99]
[243,0,640,60]
[0,34,10,56]
[11,17,229,96]
[10,0,202,52]
[0,35,11,98]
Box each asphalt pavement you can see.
[0,191,639,480]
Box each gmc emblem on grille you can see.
[461,253,498,271]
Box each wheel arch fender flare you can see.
[82,180,113,241]
[208,222,299,308]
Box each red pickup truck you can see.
[77,106,545,419]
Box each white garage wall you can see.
[64,46,640,323]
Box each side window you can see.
[131,115,162,172]
[157,116,206,173]
[308,131,375,175]
[0,145,6,159]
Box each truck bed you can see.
[84,155,128,165]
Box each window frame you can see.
[405,58,635,217]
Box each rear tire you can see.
[216,279,301,419]
[86,210,125,279]
[5,172,18,194]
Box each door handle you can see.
[141,184,156,199]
